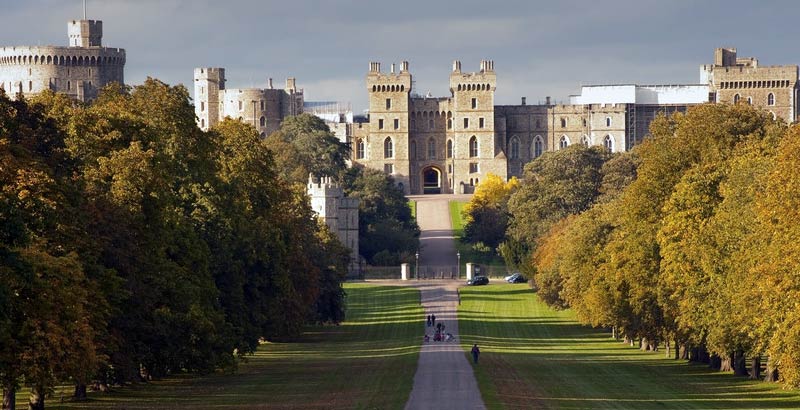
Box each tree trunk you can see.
[764,356,779,382]
[678,343,689,360]
[709,354,722,371]
[612,326,618,340]
[640,337,647,351]
[719,353,733,372]
[750,356,761,380]
[665,340,671,358]
[2,386,15,410]
[74,383,87,401]
[733,350,748,376]
[28,385,44,410]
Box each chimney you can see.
[391,63,395,74]
[268,78,273,89]
[545,96,551,105]
[452,60,461,73]
[521,97,526,105]
[401,61,409,72]
[369,62,382,73]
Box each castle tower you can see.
[307,174,360,275]
[194,68,225,131]
[366,61,413,193]
[449,60,505,190]
[68,19,102,47]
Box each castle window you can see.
[747,97,752,105]
[768,93,775,106]
[510,137,519,159]
[260,100,264,110]
[386,98,391,110]
[559,135,569,149]
[384,137,394,158]
[239,101,243,111]
[471,98,477,109]
[429,119,434,129]
[201,118,205,128]
[260,116,266,127]
[28,81,32,91]
[561,118,567,128]
[604,135,614,152]
[447,119,452,129]
[469,136,478,157]
[733,94,740,104]
[67,81,71,91]
[606,117,611,127]
[536,119,541,128]
[427,138,436,159]
[200,101,205,112]
[410,140,417,159]
[470,162,479,173]
[384,163,394,174]
[379,119,384,129]
[464,118,469,129]
[446,139,453,158]
[394,118,399,130]
[356,139,365,159]
[533,136,543,158]
[581,135,589,147]
[479,118,485,128]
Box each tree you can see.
[462,174,518,248]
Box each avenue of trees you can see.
[0,82,356,409]
[503,103,800,387]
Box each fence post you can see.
[401,263,410,281]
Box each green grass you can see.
[32,283,422,410]
[459,283,800,410]
[449,200,505,275]
[409,199,417,220]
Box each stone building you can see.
[352,49,797,193]
[307,175,360,275]
[194,68,304,136]
[702,47,799,122]
[0,17,125,102]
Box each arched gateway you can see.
[422,166,442,194]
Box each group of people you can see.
[422,314,481,364]
[424,314,456,342]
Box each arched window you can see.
[356,138,365,159]
[560,118,567,128]
[733,94,740,104]
[581,135,589,147]
[768,93,775,106]
[427,138,436,159]
[533,135,543,158]
[446,139,453,158]
[606,117,611,127]
[447,119,452,129]
[604,135,614,152]
[510,137,519,159]
[559,135,569,149]
[201,118,205,128]
[384,137,394,158]
[259,116,266,127]
[469,136,478,158]
[747,96,752,105]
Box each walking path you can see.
[403,195,486,410]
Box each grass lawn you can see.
[459,283,800,410]
[449,200,506,276]
[409,199,417,220]
[34,283,422,410]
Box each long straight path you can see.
[404,195,485,410]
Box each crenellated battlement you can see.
[0,46,126,66]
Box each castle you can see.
[0,15,125,102]
[307,175,360,275]
[193,68,304,137]
[351,49,798,195]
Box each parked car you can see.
[505,272,527,283]
[467,275,489,286]
[503,272,520,281]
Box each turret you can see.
[68,20,102,47]
[194,67,226,131]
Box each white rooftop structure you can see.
[570,84,710,105]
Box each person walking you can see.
[471,344,480,364]
[426,314,431,327]
[431,313,436,327]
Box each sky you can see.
[3,0,800,113]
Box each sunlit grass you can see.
[459,283,800,410]
[32,283,422,409]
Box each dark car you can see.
[467,275,489,286]
[505,273,527,283]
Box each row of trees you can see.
[505,103,800,387]
[0,82,353,409]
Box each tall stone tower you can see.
[366,61,413,193]
[67,19,102,47]
[193,68,226,131]
[449,60,506,188]
[307,175,360,275]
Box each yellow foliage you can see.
[462,173,518,222]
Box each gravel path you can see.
[402,195,486,410]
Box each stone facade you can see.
[307,175,360,275]
[353,49,798,193]
[0,19,125,102]
[194,68,304,136]
[702,47,799,122]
